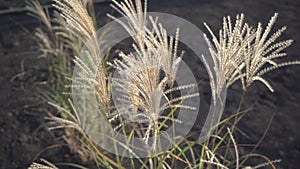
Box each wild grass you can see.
[28,159,58,169]
[204,13,300,92]
[27,0,98,163]
[27,0,299,168]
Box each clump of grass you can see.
[107,0,199,150]
[27,0,299,168]
[27,0,99,163]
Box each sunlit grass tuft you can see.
[27,0,299,168]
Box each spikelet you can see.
[204,13,300,92]
[26,0,52,30]
[108,0,199,147]
[28,159,58,169]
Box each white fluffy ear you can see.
[204,13,298,92]
[28,158,58,169]
[53,0,97,41]
[108,0,148,39]
[252,76,274,92]
[107,0,202,147]
[204,13,253,89]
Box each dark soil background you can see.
[0,0,299,169]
